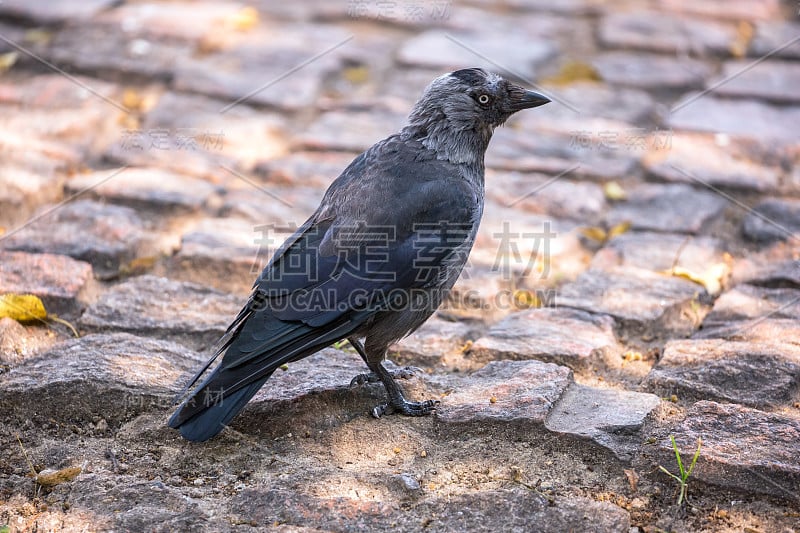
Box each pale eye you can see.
[478,94,490,105]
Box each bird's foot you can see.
[371,398,439,418]
[349,366,420,388]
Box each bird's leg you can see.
[346,337,419,387]
[347,338,438,418]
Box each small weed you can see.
[659,435,702,506]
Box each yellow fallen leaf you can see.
[0,293,79,336]
[227,6,259,31]
[119,255,158,276]
[513,289,541,309]
[36,466,82,487]
[23,28,53,46]
[0,51,19,73]
[730,21,753,59]
[541,60,601,86]
[343,65,370,84]
[669,263,727,295]
[579,226,608,243]
[603,181,627,201]
[608,221,632,239]
[0,294,47,322]
[122,88,144,110]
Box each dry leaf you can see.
[343,65,370,84]
[668,263,727,295]
[23,28,53,46]
[624,468,639,492]
[730,21,753,58]
[36,466,82,487]
[0,293,79,336]
[579,226,608,243]
[119,255,158,276]
[542,60,601,86]
[0,52,19,73]
[513,289,541,309]
[227,6,259,31]
[603,181,627,201]
[608,221,631,239]
[0,294,47,323]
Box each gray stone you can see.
[486,169,606,222]
[668,96,800,145]
[0,0,117,24]
[606,184,727,234]
[0,250,93,318]
[296,109,407,153]
[239,348,431,434]
[750,21,800,60]
[93,1,245,42]
[0,73,118,111]
[732,254,800,289]
[253,151,358,189]
[469,308,622,371]
[79,275,241,351]
[592,52,710,90]
[251,348,365,405]
[417,491,631,533]
[389,473,421,497]
[70,474,211,531]
[461,0,599,15]
[643,133,781,192]
[66,168,219,213]
[695,284,800,341]
[173,25,350,111]
[591,232,728,278]
[0,333,203,425]
[556,267,704,337]
[643,338,800,408]
[106,91,289,179]
[0,200,150,280]
[217,186,324,228]
[545,384,661,460]
[0,317,61,365]
[710,60,800,104]
[47,25,191,81]
[446,265,514,321]
[649,401,800,499]
[654,0,782,21]
[487,127,638,181]
[165,217,262,296]
[525,82,655,125]
[436,359,573,425]
[742,198,800,243]
[390,315,475,368]
[599,11,735,55]
[397,31,557,79]
[0,162,65,229]
[231,487,629,532]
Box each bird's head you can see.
[404,68,550,163]
[408,67,550,131]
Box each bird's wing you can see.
[170,152,477,430]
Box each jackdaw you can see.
[169,68,550,441]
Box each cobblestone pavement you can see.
[1,1,799,531]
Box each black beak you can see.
[509,87,551,111]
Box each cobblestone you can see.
[1,1,799,530]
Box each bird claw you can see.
[371,399,439,418]
[349,372,380,388]
[350,366,420,388]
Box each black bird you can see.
[168,68,550,441]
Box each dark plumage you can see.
[168,68,550,441]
